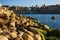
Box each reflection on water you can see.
[22,14,60,29]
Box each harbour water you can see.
[22,14,60,29]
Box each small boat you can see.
[51,16,56,19]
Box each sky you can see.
[0,0,60,7]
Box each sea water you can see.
[22,14,60,29]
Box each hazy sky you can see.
[0,0,60,6]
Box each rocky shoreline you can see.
[0,9,60,40]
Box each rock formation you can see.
[0,9,58,40]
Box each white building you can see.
[48,5,59,10]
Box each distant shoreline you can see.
[19,13,60,14]
[1,4,60,14]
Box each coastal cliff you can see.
[0,8,60,40]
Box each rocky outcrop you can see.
[0,9,52,40]
[0,35,8,40]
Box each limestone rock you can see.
[10,22,15,27]
[44,25,51,31]
[10,31,17,38]
[15,37,23,40]
[34,34,42,40]
[18,31,24,37]
[23,28,34,36]
[0,35,8,40]
[22,34,34,40]
[0,28,3,33]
